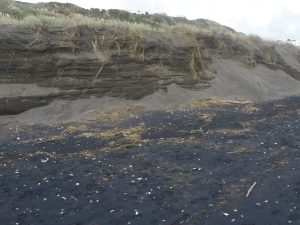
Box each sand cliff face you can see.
[0,24,300,115]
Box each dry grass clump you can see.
[199,113,215,123]
[20,135,65,145]
[187,98,259,113]
[212,128,251,135]
[186,97,225,110]
[84,104,146,123]
[243,103,260,113]
[120,126,145,143]
[63,120,147,150]
[98,126,144,144]
[62,124,89,134]
[227,146,250,154]
[76,150,97,158]
[72,125,146,153]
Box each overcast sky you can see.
[23,0,300,43]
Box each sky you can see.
[23,0,300,43]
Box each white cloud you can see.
[21,0,300,42]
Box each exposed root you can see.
[93,64,104,82]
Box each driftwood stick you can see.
[246,181,257,198]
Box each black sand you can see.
[0,96,299,225]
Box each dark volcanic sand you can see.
[0,96,300,225]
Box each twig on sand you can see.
[246,181,257,198]
[220,100,252,105]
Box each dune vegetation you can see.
[0,0,274,47]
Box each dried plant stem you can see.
[246,181,257,198]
